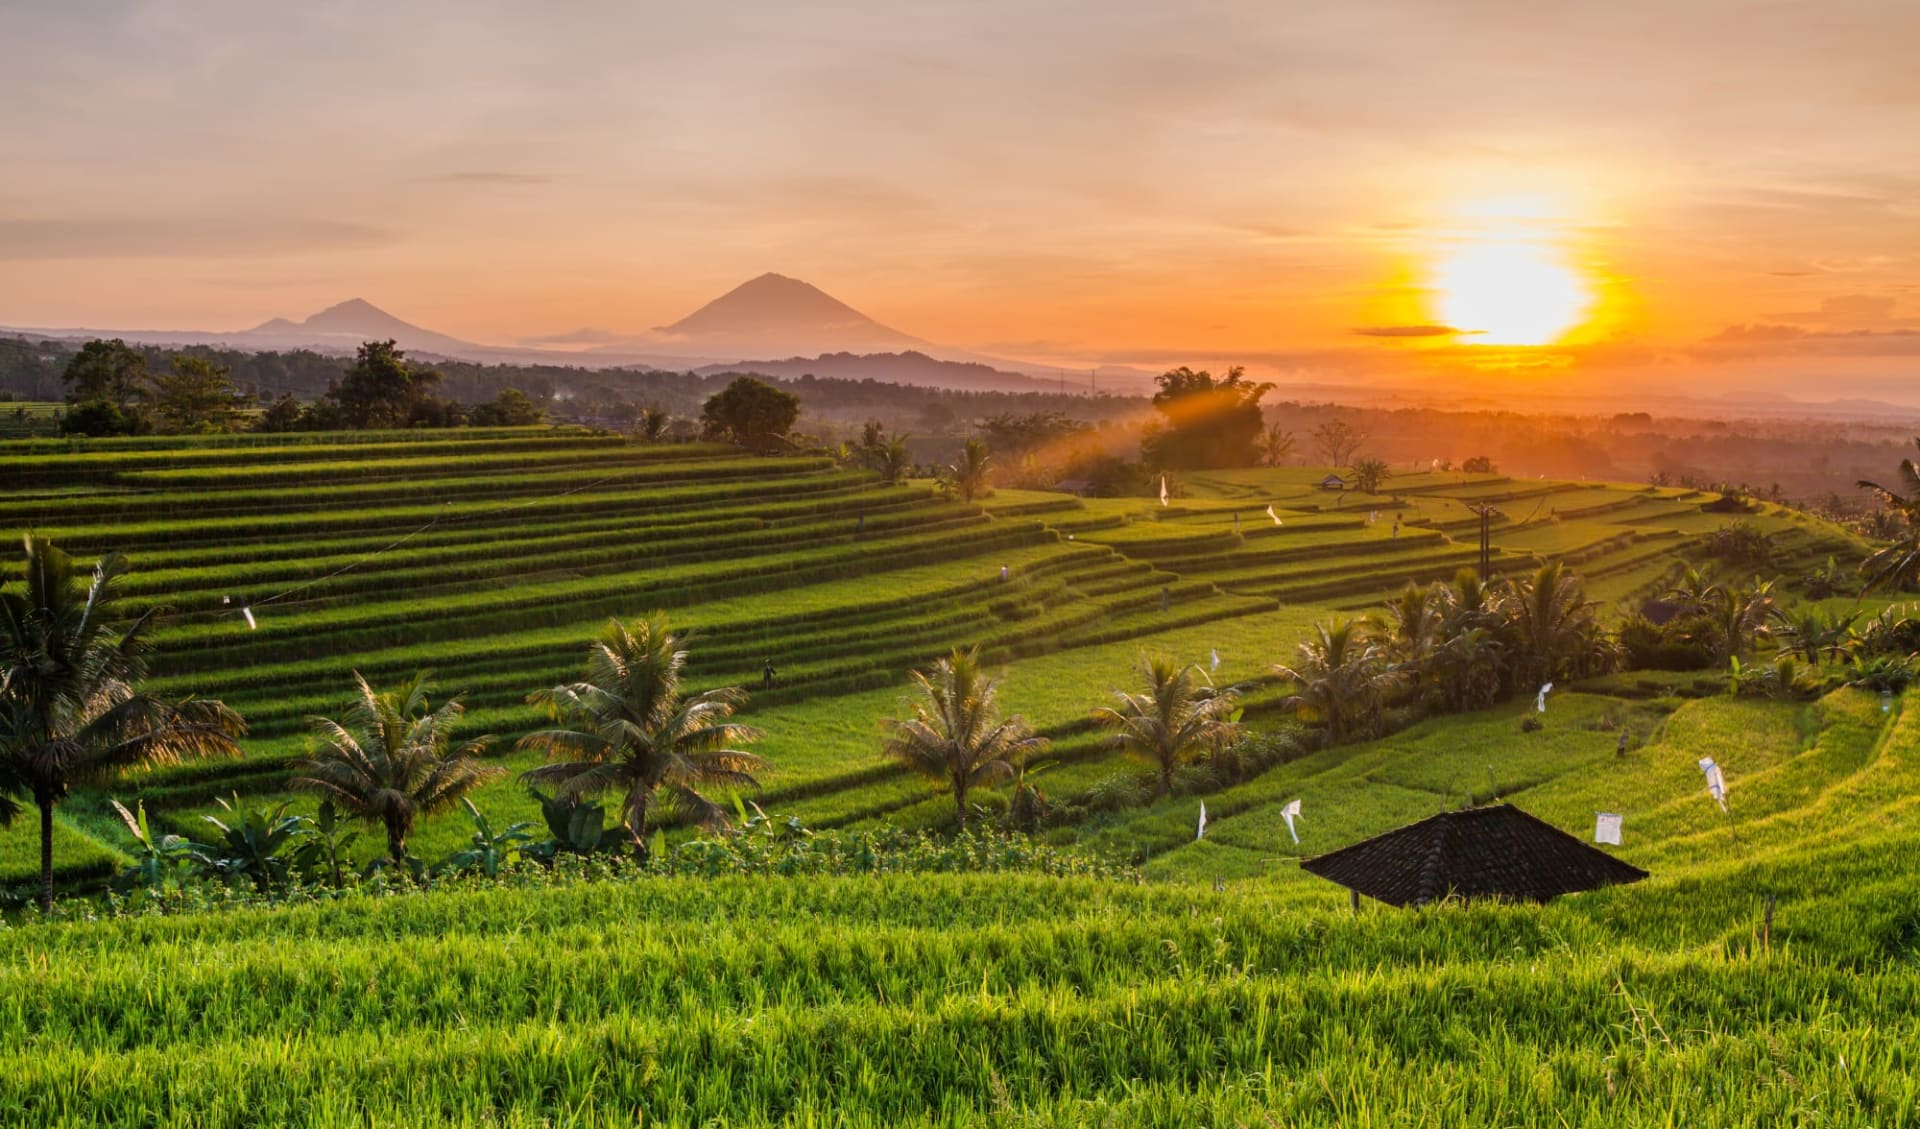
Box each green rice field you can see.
[3,427,1912,1126]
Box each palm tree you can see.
[0,535,244,911]
[1503,561,1612,685]
[1667,569,1775,664]
[946,438,993,503]
[881,647,1046,826]
[295,672,501,868]
[519,615,765,856]
[1857,439,1920,592]
[1095,655,1241,796]
[638,407,671,442]
[1272,617,1398,744]
[1349,456,1391,494]
[1258,424,1295,467]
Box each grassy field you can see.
[2,428,1915,1125]
[3,683,1918,1126]
[0,428,1870,877]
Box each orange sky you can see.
[2,1,1917,393]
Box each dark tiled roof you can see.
[1299,803,1648,907]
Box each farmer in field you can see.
[763,658,776,690]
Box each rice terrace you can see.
[4,413,1919,1127]
[8,2,1920,1124]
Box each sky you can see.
[2,0,1917,395]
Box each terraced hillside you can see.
[0,430,1867,879]
[6,681,1919,1126]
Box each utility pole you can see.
[1476,504,1493,581]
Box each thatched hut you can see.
[1299,803,1647,907]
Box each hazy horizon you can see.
[3,0,1917,399]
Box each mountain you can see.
[651,273,926,356]
[240,298,482,356]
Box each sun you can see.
[1432,240,1592,346]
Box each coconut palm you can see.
[295,672,500,868]
[1667,569,1775,664]
[1095,655,1241,796]
[1273,617,1398,743]
[0,535,244,911]
[1383,582,1443,671]
[1857,440,1920,593]
[519,615,765,856]
[946,438,993,503]
[882,647,1046,826]
[1427,625,1506,714]
[1503,561,1613,685]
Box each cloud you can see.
[1708,323,1807,343]
[1698,322,1920,360]
[1352,324,1467,338]
[0,218,399,261]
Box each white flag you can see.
[1281,799,1302,844]
[1536,682,1553,713]
[1698,757,1727,812]
[242,606,257,631]
[1210,648,1220,673]
[1159,475,1170,506]
[1595,812,1622,846]
[1265,504,1281,526]
[1197,802,1207,840]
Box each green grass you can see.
[7,435,1915,1125]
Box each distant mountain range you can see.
[0,275,1100,394]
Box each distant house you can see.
[1300,803,1648,907]
[1053,478,1097,497]
[1319,474,1346,491]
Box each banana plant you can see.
[292,799,360,889]
[186,795,310,894]
[435,798,537,878]
[109,799,196,891]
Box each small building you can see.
[1319,474,1346,491]
[1053,478,1097,497]
[1299,803,1648,907]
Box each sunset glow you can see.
[1432,240,1593,346]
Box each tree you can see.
[1094,656,1241,796]
[294,672,502,868]
[1461,455,1496,474]
[701,376,799,446]
[148,356,248,432]
[1273,618,1398,743]
[945,437,993,502]
[1312,419,1367,467]
[1257,424,1296,467]
[0,535,244,910]
[1503,561,1615,684]
[638,406,671,441]
[325,340,448,429]
[1142,366,1273,468]
[469,387,545,427]
[254,393,306,433]
[519,616,765,856]
[1857,439,1920,592]
[61,339,147,409]
[1349,456,1391,494]
[1668,569,1775,664]
[881,647,1047,826]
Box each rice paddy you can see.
[2,427,1908,1126]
